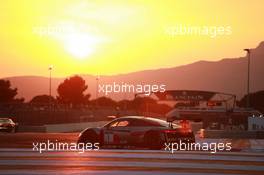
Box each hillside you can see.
[5,41,264,101]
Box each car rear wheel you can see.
[143,130,163,150]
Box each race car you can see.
[77,116,195,149]
[0,118,17,133]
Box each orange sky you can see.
[0,0,264,78]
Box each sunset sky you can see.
[1,0,264,78]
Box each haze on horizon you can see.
[1,0,264,78]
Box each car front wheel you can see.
[77,129,99,145]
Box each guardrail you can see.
[16,121,108,133]
[203,130,264,139]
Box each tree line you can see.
[0,75,264,113]
[0,76,171,114]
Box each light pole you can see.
[244,49,251,108]
[95,75,99,108]
[48,65,53,110]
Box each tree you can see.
[131,96,157,110]
[90,97,117,107]
[239,90,264,113]
[57,75,90,106]
[30,95,56,105]
[128,97,172,115]
[0,79,24,103]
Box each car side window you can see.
[117,120,129,127]
[107,120,130,128]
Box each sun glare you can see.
[63,33,97,59]
[50,22,103,60]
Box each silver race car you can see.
[0,118,17,133]
[77,116,195,149]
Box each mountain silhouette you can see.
[4,41,264,102]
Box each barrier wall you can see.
[44,121,108,133]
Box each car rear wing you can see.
[166,115,202,123]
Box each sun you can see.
[50,22,103,60]
[63,33,100,60]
